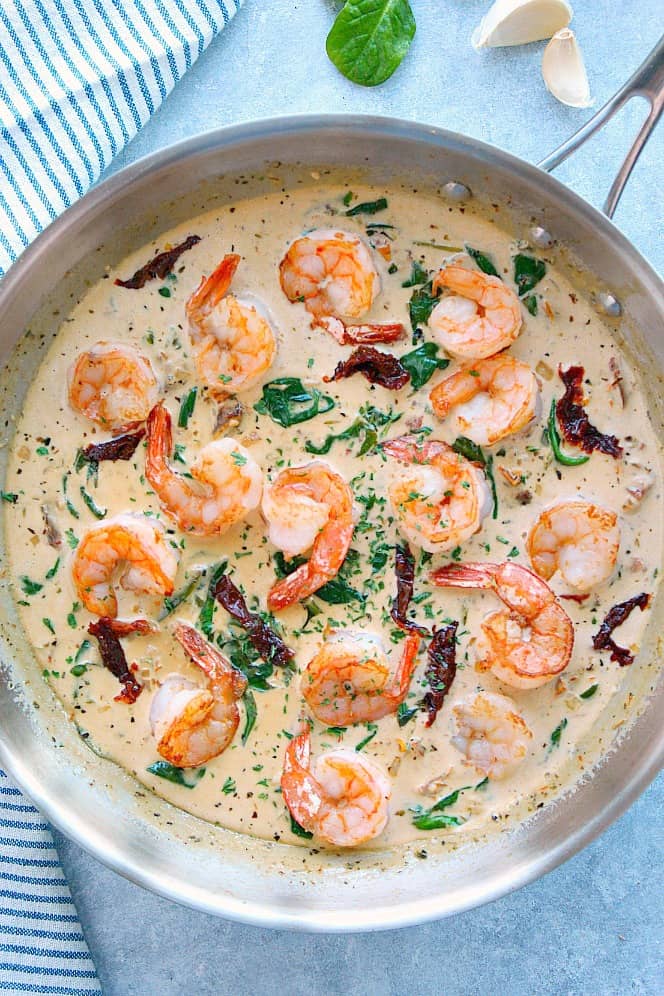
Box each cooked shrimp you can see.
[186,253,276,396]
[302,630,420,725]
[452,692,532,779]
[428,264,523,359]
[430,354,540,446]
[263,462,354,610]
[431,562,574,689]
[68,341,159,429]
[149,623,247,768]
[527,501,620,591]
[279,229,379,320]
[382,435,491,554]
[72,512,179,617]
[281,731,391,846]
[145,402,262,535]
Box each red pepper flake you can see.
[324,345,409,390]
[79,428,145,466]
[212,572,295,668]
[316,315,406,345]
[421,623,458,726]
[114,234,201,289]
[556,365,622,458]
[592,592,650,666]
[390,543,429,636]
[87,617,149,703]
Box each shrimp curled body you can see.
[146,402,262,535]
[150,623,247,768]
[263,462,355,610]
[68,341,159,429]
[279,229,379,321]
[72,513,179,617]
[431,562,574,689]
[527,501,620,591]
[428,264,523,360]
[382,435,491,554]
[281,732,391,847]
[302,630,420,726]
[186,253,277,397]
[430,354,540,446]
[452,692,533,779]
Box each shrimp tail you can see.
[430,563,499,589]
[146,401,171,477]
[388,632,420,700]
[174,622,248,697]
[267,520,355,611]
[282,733,322,828]
[316,315,406,345]
[187,253,240,318]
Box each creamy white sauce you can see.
[4,181,662,850]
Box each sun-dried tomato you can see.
[88,617,146,703]
[114,234,201,289]
[556,365,622,458]
[213,573,294,668]
[421,623,458,726]
[592,592,650,666]
[79,428,145,465]
[390,543,428,636]
[325,346,409,390]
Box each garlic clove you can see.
[542,28,593,108]
[472,0,572,50]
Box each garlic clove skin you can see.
[542,28,593,108]
[472,0,573,50]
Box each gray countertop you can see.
[54,2,663,992]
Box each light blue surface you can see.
[54,2,663,992]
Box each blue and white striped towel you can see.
[0,0,242,276]
[1,1,242,989]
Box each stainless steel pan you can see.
[0,38,662,931]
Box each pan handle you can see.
[538,34,664,218]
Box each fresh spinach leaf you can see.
[242,689,257,745]
[326,0,416,87]
[289,813,314,839]
[254,378,335,428]
[345,196,388,217]
[355,722,378,751]
[305,403,400,457]
[550,717,568,748]
[147,760,206,789]
[401,259,428,288]
[400,342,450,390]
[397,702,418,727]
[513,254,546,296]
[178,387,197,428]
[524,294,538,316]
[408,281,440,331]
[465,245,500,277]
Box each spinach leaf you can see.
[465,245,500,277]
[79,485,106,519]
[254,378,335,428]
[397,702,418,727]
[550,716,568,748]
[345,197,388,217]
[147,760,206,789]
[305,403,400,457]
[355,722,378,751]
[401,259,428,288]
[452,437,498,518]
[408,281,440,332]
[197,560,228,637]
[326,0,416,88]
[178,387,197,428]
[400,342,450,390]
[289,813,314,839]
[20,577,43,596]
[221,628,275,690]
[513,254,546,296]
[242,690,257,745]
[316,575,365,605]
[159,568,206,620]
[580,684,599,700]
[524,294,538,316]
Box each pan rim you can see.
[1,112,662,931]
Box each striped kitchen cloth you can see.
[0,1,242,990]
[0,0,243,276]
